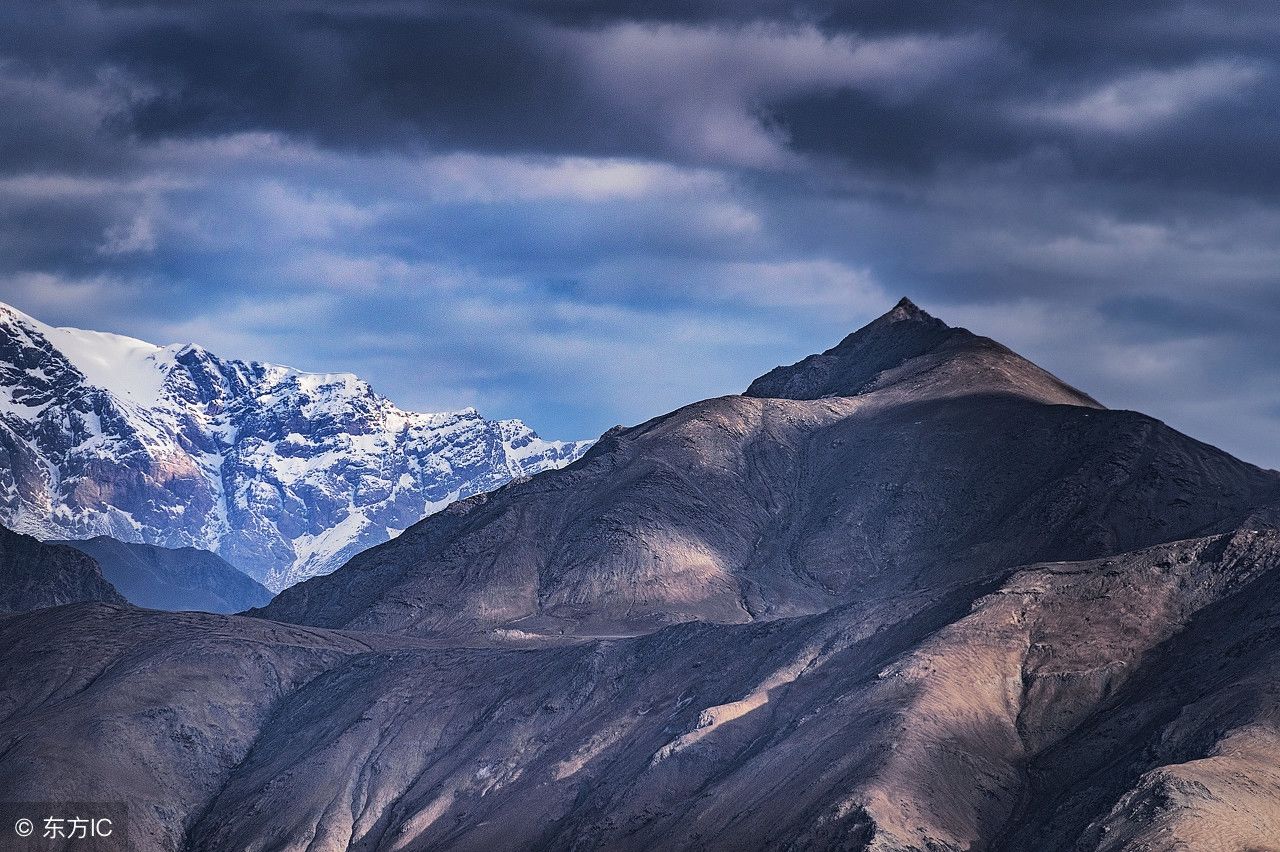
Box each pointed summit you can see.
[745,297,1101,408]
[743,296,954,400]
[889,296,925,317]
[872,295,944,332]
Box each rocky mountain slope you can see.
[0,301,590,590]
[3,299,1279,851]
[57,536,272,613]
[256,299,1274,638]
[0,524,126,612]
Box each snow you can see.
[27,313,174,405]
[0,390,47,418]
[0,299,594,590]
[422,489,462,515]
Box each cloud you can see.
[562,22,998,167]
[415,154,732,202]
[1030,59,1264,133]
[98,206,158,255]
[1,0,1278,467]
[252,181,382,239]
[0,271,145,325]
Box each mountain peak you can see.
[889,295,927,319]
[745,297,1101,408]
[863,295,945,336]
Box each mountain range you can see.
[257,299,1272,639]
[1,521,274,614]
[57,536,273,613]
[0,302,590,590]
[2,298,1279,850]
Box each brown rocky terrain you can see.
[256,300,1275,639]
[2,299,1280,851]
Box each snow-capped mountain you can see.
[0,302,591,590]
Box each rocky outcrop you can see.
[0,524,126,612]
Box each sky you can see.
[1,1,1278,467]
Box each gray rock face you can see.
[0,301,591,590]
[0,524,126,612]
[56,536,272,614]
[4,299,1280,851]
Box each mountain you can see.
[3,299,1280,851]
[56,536,273,613]
[255,297,1271,637]
[744,297,1101,405]
[0,301,591,590]
[0,524,126,612]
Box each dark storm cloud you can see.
[25,3,1265,178]
[5,0,1275,188]
[118,10,595,154]
[0,0,1278,466]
